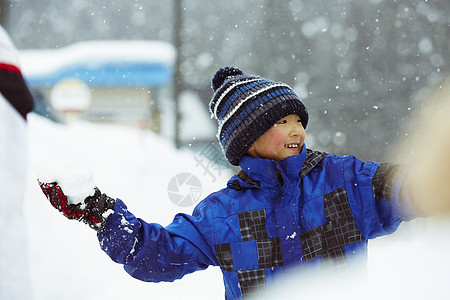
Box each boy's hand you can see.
[38,180,115,231]
[396,78,450,216]
[39,181,85,220]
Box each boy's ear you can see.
[246,144,256,158]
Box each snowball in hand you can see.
[37,160,96,205]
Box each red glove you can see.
[39,180,115,231]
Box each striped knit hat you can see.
[209,66,308,166]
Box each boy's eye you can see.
[277,120,287,124]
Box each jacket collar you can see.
[229,145,327,190]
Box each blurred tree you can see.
[173,0,183,149]
[0,0,7,27]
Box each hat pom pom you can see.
[211,66,244,91]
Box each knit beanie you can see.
[209,66,308,166]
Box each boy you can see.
[39,67,417,300]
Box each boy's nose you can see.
[290,124,302,136]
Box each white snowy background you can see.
[24,113,450,300]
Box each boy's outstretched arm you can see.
[97,198,216,282]
[343,156,417,240]
[38,165,217,283]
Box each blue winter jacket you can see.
[98,145,415,299]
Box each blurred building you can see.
[19,40,175,132]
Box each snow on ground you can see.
[24,113,450,299]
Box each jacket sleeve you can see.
[343,156,418,240]
[97,199,218,282]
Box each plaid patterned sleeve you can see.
[372,163,403,202]
[371,162,418,227]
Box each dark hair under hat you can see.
[209,66,308,166]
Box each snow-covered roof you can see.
[19,40,176,88]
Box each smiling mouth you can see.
[285,143,300,149]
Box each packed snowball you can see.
[37,160,96,204]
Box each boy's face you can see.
[247,114,306,161]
